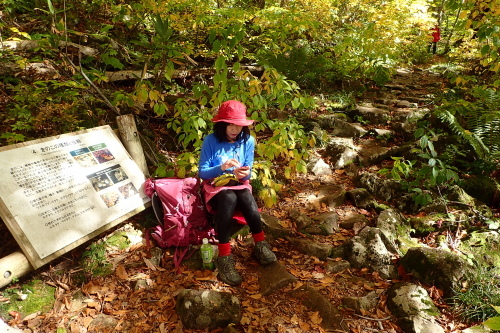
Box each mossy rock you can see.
[459,230,500,273]
[0,279,55,320]
[461,176,500,208]
[408,213,448,236]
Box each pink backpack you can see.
[144,178,215,251]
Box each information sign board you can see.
[0,126,150,268]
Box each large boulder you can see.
[325,137,359,169]
[461,176,500,208]
[400,247,474,298]
[351,104,391,125]
[387,282,444,333]
[354,172,403,203]
[376,209,417,253]
[343,226,399,279]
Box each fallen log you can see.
[0,251,33,289]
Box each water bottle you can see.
[200,238,214,270]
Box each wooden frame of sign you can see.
[0,125,150,269]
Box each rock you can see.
[261,213,292,239]
[222,325,241,333]
[459,230,500,271]
[259,261,297,296]
[312,211,340,234]
[462,175,500,207]
[400,247,474,298]
[395,100,417,108]
[387,282,440,318]
[149,247,163,266]
[288,209,314,230]
[289,238,332,260]
[397,315,445,333]
[387,282,443,333]
[317,114,368,137]
[340,213,369,230]
[345,162,360,177]
[391,108,430,138]
[89,314,120,332]
[132,279,149,291]
[371,128,395,138]
[319,190,346,209]
[346,188,376,209]
[354,172,403,202]
[325,137,359,169]
[408,213,443,236]
[290,285,343,331]
[342,290,380,314]
[376,209,407,235]
[175,289,241,330]
[352,104,391,125]
[309,157,332,176]
[344,226,399,279]
[69,290,86,312]
[0,319,24,332]
[384,84,407,91]
[325,259,351,274]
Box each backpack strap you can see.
[151,192,164,226]
[172,246,197,273]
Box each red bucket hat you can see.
[211,100,254,126]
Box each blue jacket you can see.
[198,133,254,181]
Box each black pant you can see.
[429,42,437,54]
[208,189,263,244]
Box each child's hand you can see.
[234,166,250,179]
[221,159,241,171]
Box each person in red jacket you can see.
[429,25,441,54]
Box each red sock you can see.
[218,243,231,257]
[252,231,265,243]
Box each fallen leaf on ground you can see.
[115,265,129,279]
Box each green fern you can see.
[436,109,490,160]
[463,87,500,159]
[437,86,500,160]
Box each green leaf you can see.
[481,44,490,56]
[484,316,500,330]
[47,0,55,14]
[420,135,428,149]
[215,56,226,71]
[104,57,124,70]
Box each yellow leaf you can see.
[459,11,467,19]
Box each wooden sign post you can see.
[0,125,150,283]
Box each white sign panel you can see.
[0,126,150,268]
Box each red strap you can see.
[172,247,197,273]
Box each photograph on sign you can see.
[0,126,150,266]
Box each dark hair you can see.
[213,122,250,143]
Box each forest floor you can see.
[0,59,487,333]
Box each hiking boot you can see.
[216,255,242,286]
[253,241,277,266]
